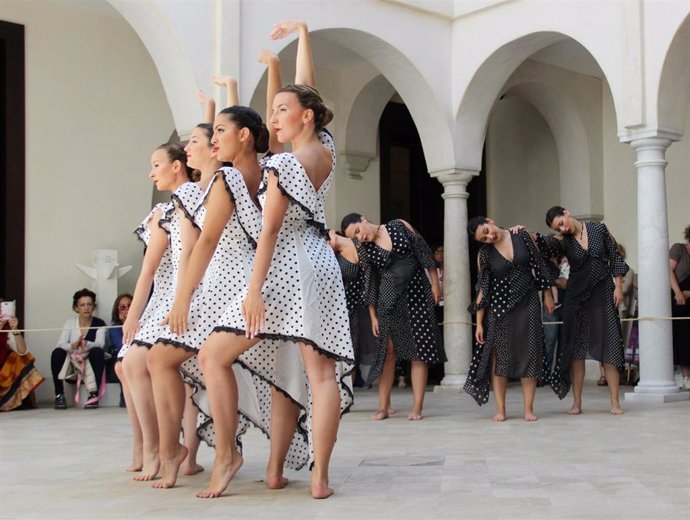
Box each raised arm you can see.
[212,75,239,107]
[270,20,315,87]
[166,178,233,334]
[242,173,289,337]
[122,209,168,344]
[258,49,284,154]
[195,90,216,125]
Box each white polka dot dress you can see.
[120,202,174,357]
[218,130,355,471]
[131,182,204,354]
[464,229,555,406]
[537,222,629,399]
[358,220,445,386]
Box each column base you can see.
[624,390,689,404]
[434,374,467,393]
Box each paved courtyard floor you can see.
[2,383,689,520]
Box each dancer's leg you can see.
[147,345,193,488]
[568,359,585,414]
[521,377,538,421]
[491,351,507,421]
[181,383,204,475]
[266,388,299,489]
[603,363,623,415]
[409,361,428,420]
[196,333,256,498]
[115,361,143,472]
[299,343,340,499]
[122,346,160,480]
[373,338,395,421]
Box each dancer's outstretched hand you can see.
[212,75,237,88]
[270,20,306,40]
[122,316,140,345]
[258,49,278,65]
[371,316,380,337]
[162,300,190,336]
[475,324,485,345]
[242,289,265,339]
[509,225,525,234]
[195,89,211,106]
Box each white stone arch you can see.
[454,31,618,172]
[106,0,199,135]
[247,27,456,174]
[657,12,690,136]
[341,74,396,180]
[499,59,604,219]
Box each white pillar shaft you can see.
[631,137,678,394]
[437,171,476,389]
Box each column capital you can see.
[618,127,682,146]
[430,168,479,198]
[340,150,375,180]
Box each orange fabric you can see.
[0,324,45,411]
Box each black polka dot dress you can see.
[336,253,364,365]
[358,220,445,386]
[537,222,629,398]
[464,230,555,406]
[119,202,174,357]
[218,131,355,471]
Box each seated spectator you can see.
[107,293,132,407]
[0,299,45,411]
[51,288,106,409]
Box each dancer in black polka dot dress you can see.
[538,206,629,415]
[465,217,556,421]
[342,214,444,421]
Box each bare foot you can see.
[196,454,244,498]
[125,464,143,472]
[407,411,423,421]
[491,412,506,422]
[567,406,582,415]
[371,409,389,421]
[387,408,397,416]
[266,474,289,489]
[311,480,334,499]
[524,412,539,422]
[152,444,188,489]
[610,405,624,415]
[182,462,205,476]
[133,453,159,481]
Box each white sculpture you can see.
[76,250,132,315]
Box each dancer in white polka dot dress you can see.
[118,143,196,481]
[342,215,444,421]
[538,206,629,415]
[465,217,556,422]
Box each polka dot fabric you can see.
[464,230,556,406]
[336,254,364,363]
[537,222,629,398]
[358,220,445,386]
[122,202,174,355]
[219,131,354,471]
[134,181,204,353]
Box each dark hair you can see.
[340,213,363,235]
[278,84,334,132]
[545,206,566,227]
[467,216,488,237]
[684,225,690,242]
[218,106,269,153]
[195,123,214,145]
[156,142,198,182]
[72,288,97,310]
[111,293,133,324]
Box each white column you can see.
[621,131,688,403]
[433,169,478,391]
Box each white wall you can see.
[485,95,560,234]
[0,0,174,402]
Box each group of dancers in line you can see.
[111,20,630,500]
[113,20,448,500]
